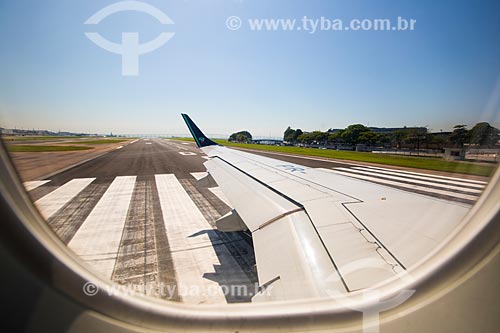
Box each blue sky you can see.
[1,0,499,137]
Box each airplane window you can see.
[0,1,499,332]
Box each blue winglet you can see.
[181,114,219,148]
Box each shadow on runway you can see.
[189,229,258,303]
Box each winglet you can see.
[181,114,219,148]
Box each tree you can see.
[404,128,428,150]
[294,129,303,141]
[340,124,370,145]
[297,133,309,143]
[229,131,252,143]
[378,133,391,146]
[449,125,469,148]
[359,132,382,146]
[469,122,499,147]
[284,127,303,143]
[391,130,407,149]
[284,127,295,142]
[429,134,448,150]
[389,128,427,149]
[327,131,343,144]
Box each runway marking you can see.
[208,187,232,208]
[330,170,478,201]
[35,178,95,220]
[352,166,485,189]
[361,165,487,185]
[116,146,123,150]
[179,152,196,156]
[234,148,364,166]
[146,143,152,145]
[182,142,190,145]
[179,179,257,302]
[180,179,222,225]
[202,156,211,160]
[234,148,488,183]
[111,179,166,297]
[335,168,483,194]
[155,174,226,304]
[190,172,208,181]
[68,176,136,279]
[24,180,51,191]
[47,182,111,245]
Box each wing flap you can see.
[251,210,348,301]
[204,157,298,232]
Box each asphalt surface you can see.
[22,138,485,304]
[27,139,257,304]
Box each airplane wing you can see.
[181,114,470,301]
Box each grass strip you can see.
[2,136,83,141]
[65,139,128,145]
[7,145,94,152]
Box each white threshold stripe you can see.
[155,174,226,304]
[362,165,487,185]
[68,176,136,279]
[35,178,95,220]
[234,148,362,167]
[208,187,232,207]
[234,147,489,185]
[24,180,51,191]
[335,168,482,194]
[352,167,485,189]
[331,170,478,201]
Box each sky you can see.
[0,0,500,137]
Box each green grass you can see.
[66,139,128,145]
[7,145,94,152]
[170,137,195,142]
[168,138,495,177]
[2,136,81,142]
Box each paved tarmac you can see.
[22,139,486,304]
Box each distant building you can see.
[327,127,427,134]
[369,127,427,134]
[0,128,13,135]
[0,128,92,137]
[253,139,283,145]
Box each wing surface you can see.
[182,114,470,301]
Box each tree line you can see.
[284,122,499,149]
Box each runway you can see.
[21,139,486,304]
[25,139,256,304]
